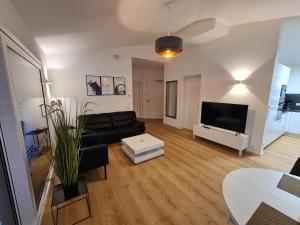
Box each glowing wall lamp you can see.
[230,69,251,96]
[230,81,248,96]
[232,69,251,81]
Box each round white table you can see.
[222,168,300,225]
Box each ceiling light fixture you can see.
[155,1,183,58]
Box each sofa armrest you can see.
[135,121,145,128]
[79,144,109,173]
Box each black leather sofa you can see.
[79,133,109,178]
[79,111,145,144]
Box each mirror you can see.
[6,48,50,206]
[166,81,178,118]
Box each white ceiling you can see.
[10,0,300,55]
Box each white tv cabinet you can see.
[193,124,249,156]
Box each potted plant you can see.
[44,99,89,199]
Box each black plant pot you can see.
[63,182,79,200]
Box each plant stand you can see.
[51,176,91,225]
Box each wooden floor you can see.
[41,120,300,225]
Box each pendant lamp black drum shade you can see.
[155,35,183,58]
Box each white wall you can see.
[164,19,282,154]
[287,65,300,94]
[277,17,300,67]
[48,45,164,114]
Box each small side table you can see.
[51,176,91,225]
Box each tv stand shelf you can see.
[193,124,249,156]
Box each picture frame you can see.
[101,76,114,95]
[86,75,101,96]
[113,77,126,95]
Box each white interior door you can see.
[183,75,201,130]
[133,81,142,118]
[143,80,164,119]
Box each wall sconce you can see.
[232,69,251,81]
[230,81,248,96]
[229,69,251,96]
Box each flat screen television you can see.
[201,102,248,133]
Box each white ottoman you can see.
[121,134,164,164]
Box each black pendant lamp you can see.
[155,36,183,58]
[155,1,183,58]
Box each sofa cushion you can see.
[111,111,135,128]
[95,129,119,143]
[84,113,112,130]
[79,111,144,143]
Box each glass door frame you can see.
[0,28,49,225]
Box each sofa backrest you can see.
[111,111,136,128]
[79,111,137,130]
[82,113,112,130]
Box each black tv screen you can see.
[201,102,248,133]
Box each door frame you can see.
[181,74,202,130]
[132,58,165,119]
[133,81,142,118]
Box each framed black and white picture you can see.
[86,75,101,96]
[101,76,114,95]
[114,77,126,95]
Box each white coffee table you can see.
[121,134,164,164]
